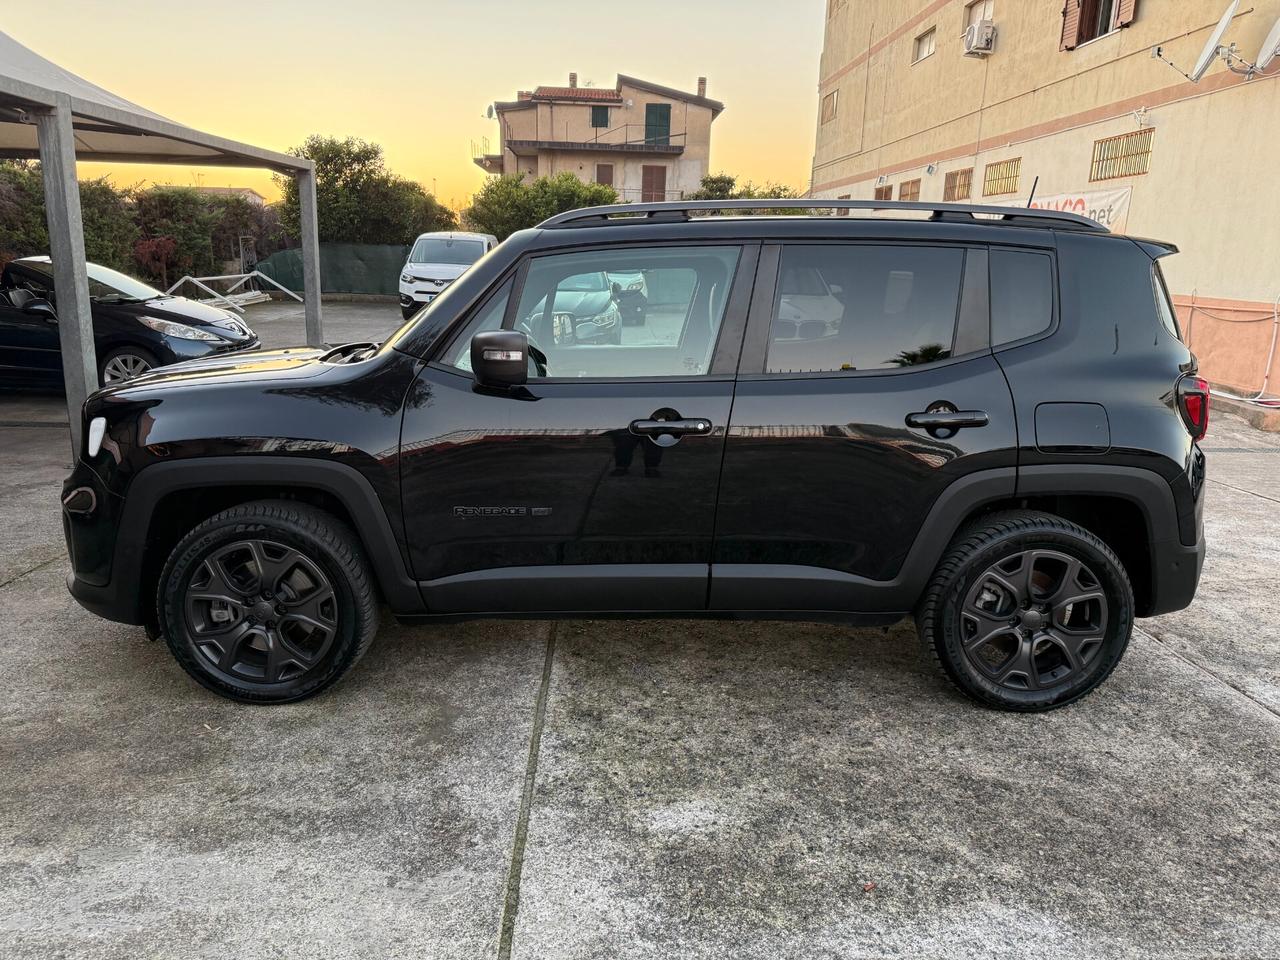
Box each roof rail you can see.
[537,198,1109,233]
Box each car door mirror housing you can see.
[470,329,528,389]
[22,298,57,323]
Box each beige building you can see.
[476,73,724,202]
[810,0,1280,395]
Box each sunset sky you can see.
[6,0,823,209]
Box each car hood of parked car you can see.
[403,262,471,282]
[105,295,254,339]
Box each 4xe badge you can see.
[453,506,552,519]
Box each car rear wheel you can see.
[917,511,1134,712]
[157,500,378,704]
[99,346,158,384]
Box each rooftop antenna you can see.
[1150,0,1265,81]
[1026,175,1039,207]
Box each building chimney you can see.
[697,76,707,98]
[569,72,578,88]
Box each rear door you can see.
[399,241,757,614]
[712,240,1019,613]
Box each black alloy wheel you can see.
[959,548,1108,692]
[158,500,378,703]
[184,539,338,685]
[918,511,1134,712]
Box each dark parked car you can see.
[0,256,258,387]
[62,200,1206,711]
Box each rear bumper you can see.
[1144,535,1205,617]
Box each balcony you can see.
[504,123,687,158]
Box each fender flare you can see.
[108,456,423,622]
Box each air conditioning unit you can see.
[964,20,997,56]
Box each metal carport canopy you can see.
[0,30,324,451]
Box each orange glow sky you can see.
[7,0,823,210]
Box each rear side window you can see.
[1152,262,1182,340]
[765,244,964,374]
[990,249,1053,346]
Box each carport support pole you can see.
[296,165,324,347]
[35,94,97,456]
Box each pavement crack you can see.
[497,622,557,960]
[0,556,62,591]
[1137,625,1280,723]
[1207,476,1280,506]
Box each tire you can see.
[99,346,158,384]
[916,510,1134,712]
[157,500,379,704]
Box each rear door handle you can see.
[905,410,989,430]
[630,417,714,437]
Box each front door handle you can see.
[905,410,989,430]
[629,417,713,437]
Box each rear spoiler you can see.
[1130,237,1179,259]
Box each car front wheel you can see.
[157,500,378,704]
[99,346,158,384]
[917,511,1134,712]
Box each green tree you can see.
[888,343,950,367]
[685,173,807,214]
[0,162,136,270]
[463,173,617,241]
[274,135,455,245]
[132,187,219,280]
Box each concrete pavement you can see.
[1,304,1277,959]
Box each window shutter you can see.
[1060,0,1082,50]
[1116,0,1138,27]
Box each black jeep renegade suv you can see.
[62,200,1207,711]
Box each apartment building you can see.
[476,73,724,202]
[810,0,1280,395]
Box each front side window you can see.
[512,246,740,379]
[765,245,965,375]
[990,249,1053,345]
[442,279,513,371]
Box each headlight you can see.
[138,316,221,341]
[581,304,620,327]
[401,273,414,283]
[627,281,644,292]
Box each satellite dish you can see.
[1257,16,1280,71]
[1192,0,1240,81]
[486,104,494,119]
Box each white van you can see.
[398,231,497,319]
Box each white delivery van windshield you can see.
[410,237,484,265]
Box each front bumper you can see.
[63,457,145,624]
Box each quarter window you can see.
[989,249,1053,345]
[765,245,966,375]
[442,278,514,371]
[512,246,741,379]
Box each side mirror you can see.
[470,329,528,390]
[611,281,622,299]
[23,298,57,323]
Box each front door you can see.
[712,241,1019,613]
[400,242,756,614]
[0,297,62,387]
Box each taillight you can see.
[1177,375,1210,440]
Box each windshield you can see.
[409,237,484,265]
[21,260,163,303]
[560,272,610,292]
